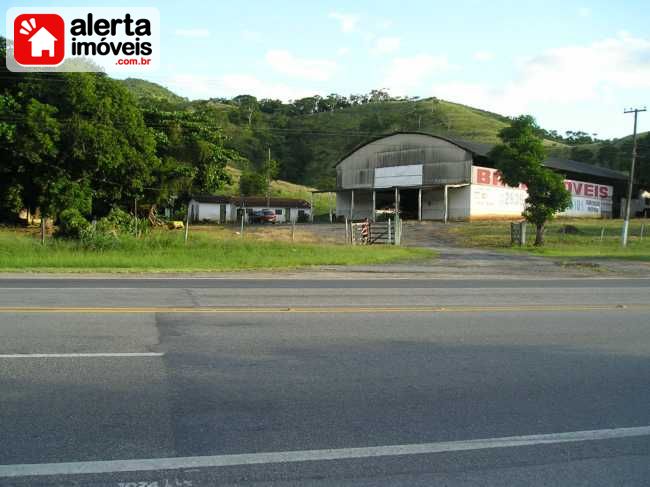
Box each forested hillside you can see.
[122,80,574,190]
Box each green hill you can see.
[121,78,188,109]
[120,79,591,192]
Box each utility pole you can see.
[266,147,271,208]
[622,107,646,247]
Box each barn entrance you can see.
[398,188,419,220]
[373,188,420,220]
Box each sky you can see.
[3,0,650,139]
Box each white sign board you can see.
[471,166,614,218]
[374,165,423,188]
[470,166,527,217]
[560,179,613,217]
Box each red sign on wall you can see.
[472,166,612,199]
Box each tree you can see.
[232,95,259,126]
[488,115,571,246]
[239,171,266,196]
[569,146,595,163]
[0,45,161,222]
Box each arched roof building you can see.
[334,132,627,221]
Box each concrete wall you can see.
[420,187,470,220]
[190,201,224,222]
[448,186,471,220]
[470,166,615,219]
[336,190,373,219]
[336,192,351,218]
[242,206,311,223]
[353,190,374,219]
[470,184,527,219]
[421,188,444,220]
[190,202,310,223]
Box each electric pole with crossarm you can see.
[621,107,646,247]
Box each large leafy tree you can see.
[1,38,160,220]
[144,108,243,199]
[488,115,571,246]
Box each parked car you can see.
[251,209,277,224]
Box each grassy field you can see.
[444,218,650,261]
[0,227,433,272]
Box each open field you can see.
[442,218,650,261]
[0,226,433,273]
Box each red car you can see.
[252,209,277,224]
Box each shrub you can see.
[96,208,150,237]
[56,208,90,239]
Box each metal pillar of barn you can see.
[372,190,376,222]
[328,192,333,223]
[418,188,422,221]
[350,189,355,220]
[394,187,400,218]
[443,185,449,224]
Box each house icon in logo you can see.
[13,13,65,66]
[28,27,58,57]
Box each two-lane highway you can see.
[1,277,649,486]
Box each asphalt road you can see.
[1,277,649,486]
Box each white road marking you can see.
[1,425,649,478]
[0,352,163,358]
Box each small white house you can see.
[29,27,57,57]
[188,195,312,223]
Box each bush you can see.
[96,208,150,237]
[56,208,90,239]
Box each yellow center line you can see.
[0,304,646,314]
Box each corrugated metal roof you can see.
[191,195,310,208]
[231,196,311,208]
[542,157,628,181]
[190,195,231,204]
[335,132,628,182]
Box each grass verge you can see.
[0,228,434,272]
[443,218,650,261]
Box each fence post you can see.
[641,224,645,242]
[600,226,605,244]
[41,213,46,246]
[388,218,392,245]
[240,212,244,238]
[344,216,349,245]
[291,221,295,243]
[184,206,190,244]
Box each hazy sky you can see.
[4,0,650,138]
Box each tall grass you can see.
[444,219,650,260]
[0,229,433,272]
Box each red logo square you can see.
[13,14,65,66]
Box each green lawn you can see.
[0,228,434,272]
[444,219,650,261]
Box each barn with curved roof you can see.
[334,132,628,221]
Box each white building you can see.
[335,132,628,221]
[188,195,311,223]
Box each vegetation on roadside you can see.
[442,219,650,261]
[489,115,572,245]
[0,227,433,272]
